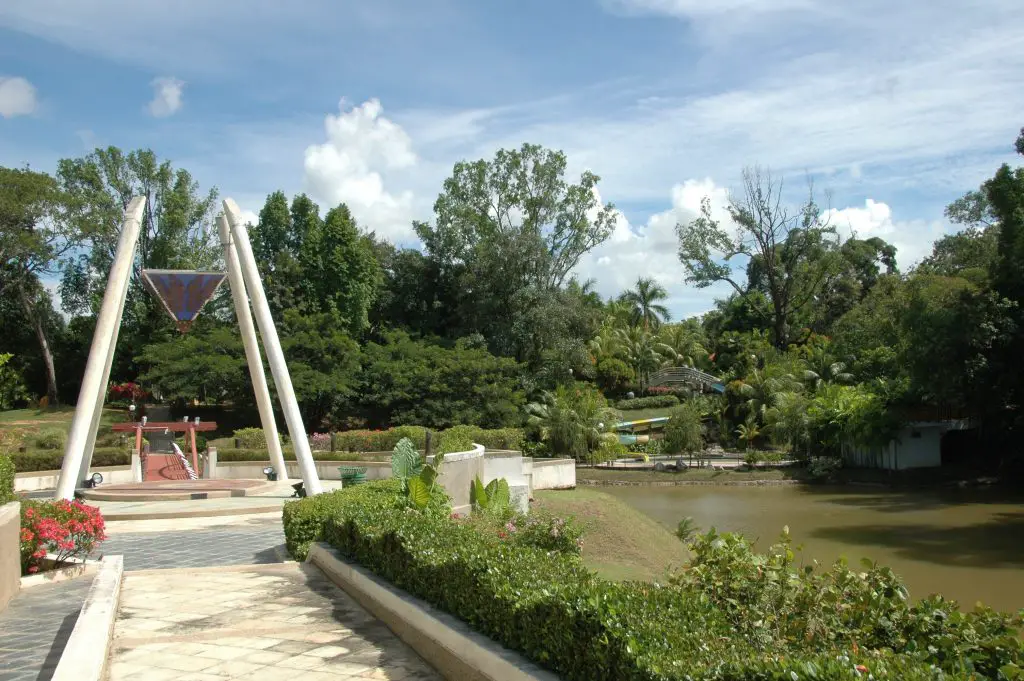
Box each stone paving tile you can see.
[0,577,93,681]
[108,563,439,681]
[96,522,289,570]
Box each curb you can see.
[51,554,124,681]
[99,503,282,521]
[308,543,560,681]
[21,559,101,589]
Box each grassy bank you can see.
[0,406,123,449]
[616,406,674,421]
[533,487,688,581]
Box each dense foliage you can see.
[0,454,14,504]
[284,481,1024,680]
[3,129,1024,476]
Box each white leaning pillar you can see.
[56,197,146,500]
[223,199,322,495]
[217,214,289,481]
[77,229,135,485]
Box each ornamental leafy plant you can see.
[390,437,444,511]
[20,499,107,575]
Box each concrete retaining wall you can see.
[529,458,576,490]
[14,466,134,493]
[435,444,484,516]
[0,501,19,612]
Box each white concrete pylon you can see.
[222,198,323,495]
[56,197,146,500]
[217,213,289,482]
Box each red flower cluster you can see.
[20,499,107,576]
[108,382,150,401]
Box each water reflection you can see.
[602,484,1024,610]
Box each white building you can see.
[842,420,970,470]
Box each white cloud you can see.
[602,0,812,18]
[0,76,37,118]
[147,77,184,118]
[303,98,419,241]
[824,199,947,270]
[575,179,736,318]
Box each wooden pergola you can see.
[112,421,218,477]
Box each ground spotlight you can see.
[83,472,104,488]
[263,466,277,481]
[291,482,306,498]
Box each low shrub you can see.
[20,498,106,575]
[32,428,67,450]
[284,479,1023,681]
[0,454,14,504]
[232,427,270,449]
[10,449,129,473]
[309,432,332,452]
[615,394,679,410]
[333,426,427,452]
[215,449,382,463]
[436,425,476,455]
[441,426,523,451]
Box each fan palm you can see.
[621,277,671,330]
[615,326,673,392]
[526,384,619,461]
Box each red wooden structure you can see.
[112,421,217,482]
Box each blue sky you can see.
[2,0,1023,319]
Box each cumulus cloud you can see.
[304,98,419,241]
[147,76,184,117]
[824,199,947,270]
[574,179,736,318]
[0,76,37,118]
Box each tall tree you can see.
[415,144,615,368]
[298,204,381,336]
[676,166,842,348]
[0,167,76,402]
[621,277,671,330]
[56,148,220,382]
[416,143,616,291]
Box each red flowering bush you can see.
[20,499,107,575]
[108,381,150,402]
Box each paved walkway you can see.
[99,520,289,570]
[0,577,93,681]
[108,563,439,681]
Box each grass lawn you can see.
[616,406,675,422]
[578,466,807,483]
[533,487,689,582]
[0,406,125,448]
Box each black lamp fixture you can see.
[83,472,104,488]
[262,466,277,482]
[291,482,306,498]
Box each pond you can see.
[602,483,1024,611]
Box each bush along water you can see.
[283,479,1024,680]
[20,499,107,575]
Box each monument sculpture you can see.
[53,198,324,499]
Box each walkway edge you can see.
[308,543,561,681]
[51,554,124,681]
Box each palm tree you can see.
[658,322,708,368]
[802,344,854,391]
[621,277,671,330]
[615,326,673,392]
[526,384,619,462]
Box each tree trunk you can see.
[18,284,59,405]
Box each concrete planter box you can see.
[0,501,19,612]
[15,465,134,493]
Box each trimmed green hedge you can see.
[284,481,1024,681]
[9,449,129,473]
[216,449,387,463]
[615,394,680,410]
[0,454,14,504]
[442,425,523,451]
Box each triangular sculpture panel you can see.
[141,269,226,333]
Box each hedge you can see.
[0,454,14,504]
[284,481,1023,681]
[615,394,680,410]
[215,449,387,463]
[332,426,427,452]
[9,449,129,473]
